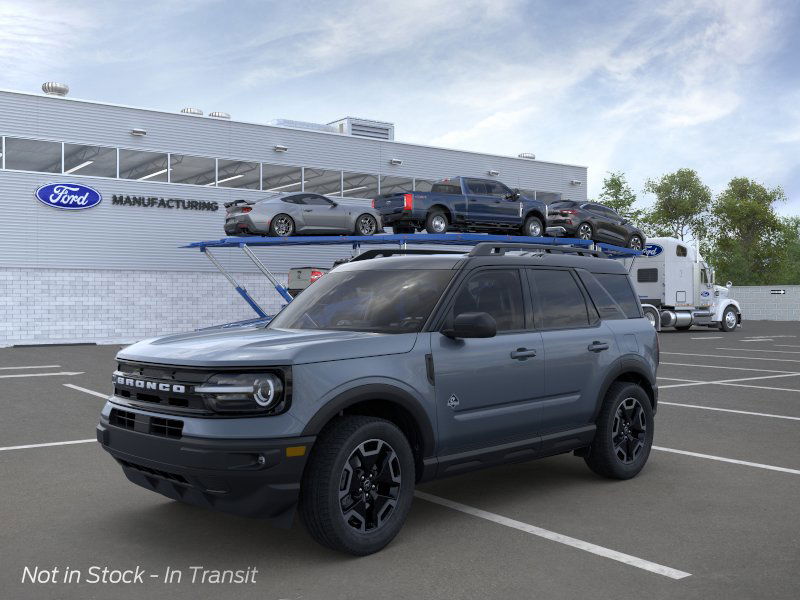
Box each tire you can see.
[627,235,644,251]
[719,306,738,332]
[392,225,415,235]
[584,382,654,480]
[521,215,544,237]
[642,306,659,329]
[269,214,295,237]
[576,222,593,240]
[300,416,415,556]
[425,210,448,234]
[354,214,379,236]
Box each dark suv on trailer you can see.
[97,242,658,556]
[547,200,646,250]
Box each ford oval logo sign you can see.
[642,243,663,257]
[35,183,102,210]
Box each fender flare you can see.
[301,383,436,458]
[593,356,658,420]
[714,299,742,322]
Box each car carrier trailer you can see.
[183,233,641,320]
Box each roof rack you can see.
[350,248,465,262]
[468,242,606,258]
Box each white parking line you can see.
[717,382,800,394]
[654,446,800,476]
[0,439,96,453]
[690,336,723,340]
[0,371,85,379]
[716,347,800,354]
[740,339,773,342]
[64,383,108,399]
[0,365,62,370]
[659,372,800,389]
[659,402,800,421]
[661,352,800,363]
[415,491,691,579]
[660,362,797,374]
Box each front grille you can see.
[108,407,184,439]
[109,408,135,430]
[149,417,183,439]
[113,361,211,414]
[118,459,188,484]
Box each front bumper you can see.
[97,416,314,526]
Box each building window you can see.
[217,159,260,189]
[63,144,117,178]
[342,172,379,199]
[4,137,61,173]
[119,149,169,182]
[304,168,342,196]
[170,154,216,186]
[262,164,302,193]
[414,178,436,192]
[379,175,413,195]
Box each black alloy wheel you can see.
[339,439,402,532]
[612,397,647,464]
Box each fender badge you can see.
[447,394,459,409]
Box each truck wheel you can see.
[719,306,738,332]
[425,210,448,234]
[583,382,654,480]
[269,214,295,237]
[354,214,378,236]
[522,215,544,237]
[300,416,415,556]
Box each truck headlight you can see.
[196,373,285,414]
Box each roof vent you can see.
[518,152,536,160]
[42,82,69,97]
[328,117,394,141]
[180,107,203,116]
[209,111,230,119]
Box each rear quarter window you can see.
[593,273,642,319]
[576,271,626,320]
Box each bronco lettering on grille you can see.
[115,376,185,394]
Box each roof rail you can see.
[468,242,606,258]
[350,248,465,262]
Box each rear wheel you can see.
[584,382,653,479]
[576,222,593,240]
[425,210,448,234]
[719,306,738,332]
[628,235,644,250]
[269,214,295,237]
[521,215,544,237]
[354,214,378,236]
[300,416,415,556]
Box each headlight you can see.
[196,372,286,414]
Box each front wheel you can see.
[521,215,544,237]
[300,416,415,556]
[584,382,654,479]
[628,235,644,250]
[354,214,379,236]
[576,222,593,240]
[719,306,738,332]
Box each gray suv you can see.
[98,242,658,555]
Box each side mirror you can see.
[442,312,497,339]
[329,201,338,208]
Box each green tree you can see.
[598,171,643,222]
[642,168,711,241]
[705,177,787,285]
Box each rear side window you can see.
[528,269,590,329]
[637,268,658,283]
[465,179,489,195]
[431,181,462,194]
[448,269,525,332]
[594,273,642,318]
[577,271,625,320]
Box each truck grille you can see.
[113,361,212,414]
[109,408,184,439]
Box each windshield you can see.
[268,269,455,333]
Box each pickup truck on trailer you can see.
[373,177,549,236]
[627,237,742,332]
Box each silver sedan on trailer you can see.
[224,192,383,237]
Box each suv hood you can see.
[117,325,417,367]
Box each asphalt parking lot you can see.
[2,321,799,600]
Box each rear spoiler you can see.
[223,198,258,209]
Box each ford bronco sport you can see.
[98,241,658,555]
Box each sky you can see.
[1,0,799,213]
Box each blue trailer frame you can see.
[183,234,640,319]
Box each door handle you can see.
[510,348,537,360]
[303,209,313,212]
[588,341,610,352]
